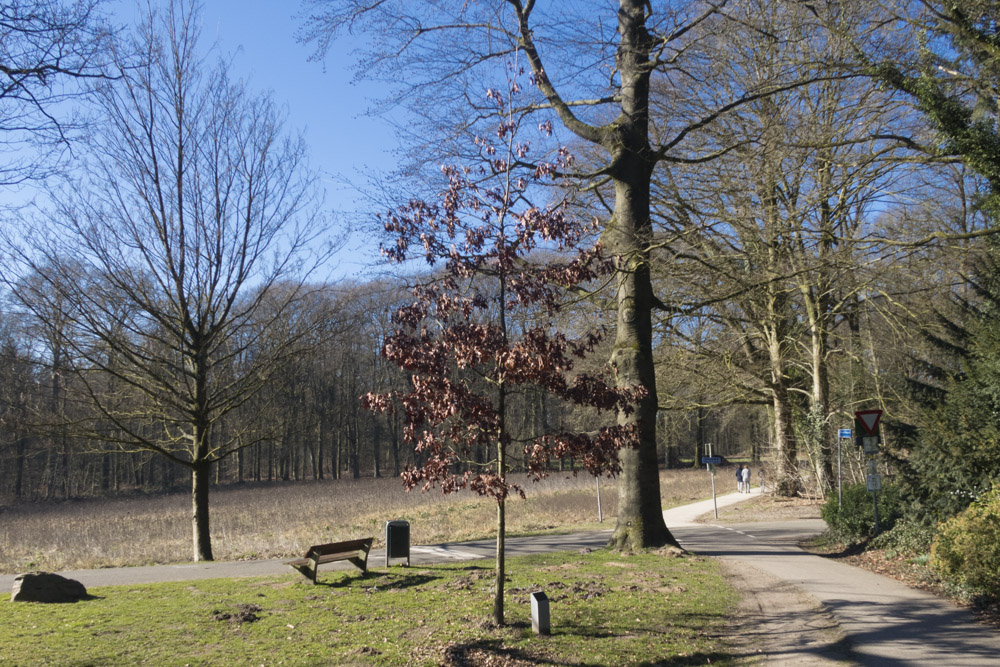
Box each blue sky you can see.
[202,2,394,276]
[129,1,397,278]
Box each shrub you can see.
[821,482,903,544]
[930,486,1000,594]
[870,518,935,558]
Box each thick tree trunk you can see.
[608,241,674,548]
[192,459,213,561]
[810,329,835,493]
[772,383,802,496]
[606,0,675,550]
[511,0,671,548]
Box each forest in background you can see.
[0,271,778,502]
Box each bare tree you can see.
[7,1,331,560]
[651,0,920,495]
[0,0,114,187]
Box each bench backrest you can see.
[306,538,372,559]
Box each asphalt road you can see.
[5,487,1000,665]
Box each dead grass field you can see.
[0,467,713,573]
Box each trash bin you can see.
[385,520,410,567]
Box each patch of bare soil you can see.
[210,603,263,625]
[440,623,551,667]
[720,559,852,665]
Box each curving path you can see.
[669,492,1000,666]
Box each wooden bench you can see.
[286,537,373,584]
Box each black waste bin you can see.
[385,520,410,567]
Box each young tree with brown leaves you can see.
[364,76,642,627]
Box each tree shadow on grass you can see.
[442,637,554,666]
[11,593,105,604]
[633,653,734,666]
[316,570,442,591]
[442,636,732,667]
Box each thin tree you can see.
[6,1,330,560]
[364,78,642,626]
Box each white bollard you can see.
[530,591,550,635]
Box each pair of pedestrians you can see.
[736,464,752,493]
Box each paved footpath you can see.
[668,491,1000,666]
[0,489,758,590]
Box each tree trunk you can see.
[605,0,675,550]
[389,416,400,477]
[191,459,213,561]
[510,0,671,549]
[317,418,326,480]
[493,495,506,627]
[372,417,382,478]
[14,432,27,499]
[693,405,706,468]
[809,327,835,494]
[772,383,802,496]
[349,420,360,479]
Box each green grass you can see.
[1,549,739,666]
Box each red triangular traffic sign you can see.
[855,410,883,436]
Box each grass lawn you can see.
[1,548,740,666]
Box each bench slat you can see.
[307,539,372,558]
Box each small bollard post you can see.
[530,591,550,635]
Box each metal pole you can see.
[873,490,880,536]
[596,476,603,523]
[838,436,843,507]
[708,443,718,519]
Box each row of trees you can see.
[0,270,759,501]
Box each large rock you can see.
[11,572,88,603]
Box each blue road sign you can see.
[701,456,722,465]
[838,428,852,438]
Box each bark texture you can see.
[604,0,675,549]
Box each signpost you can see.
[855,409,884,535]
[866,474,882,492]
[837,428,852,506]
[703,444,719,519]
[855,410,883,436]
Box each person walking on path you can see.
[741,465,751,493]
[736,465,744,493]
